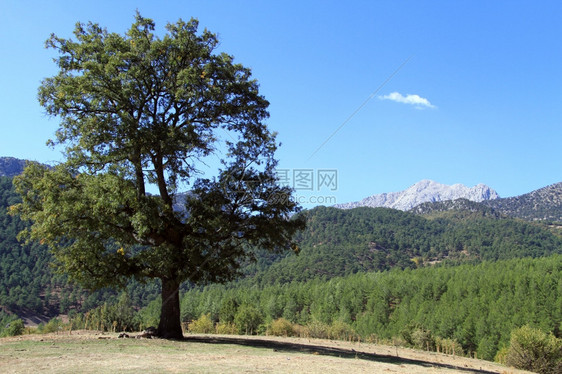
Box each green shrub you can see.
[2,319,24,337]
[292,324,309,338]
[68,312,86,330]
[188,314,214,334]
[136,298,161,330]
[505,325,562,374]
[477,336,497,361]
[401,323,436,351]
[269,318,295,337]
[219,298,239,324]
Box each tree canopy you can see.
[11,13,304,338]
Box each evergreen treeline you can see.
[177,255,562,361]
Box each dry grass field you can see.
[0,331,533,374]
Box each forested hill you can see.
[0,157,26,177]
[249,205,562,285]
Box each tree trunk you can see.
[157,277,183,339]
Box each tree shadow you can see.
[183,335,498,373]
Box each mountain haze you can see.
[334,179,499,211]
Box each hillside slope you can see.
[181,254,562,363]
[410,182,562,222]
[250,206,562,285]
[0,157,26,177]
[483,182,562,221]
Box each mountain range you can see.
[334,179,500,211]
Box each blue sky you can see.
[1,1,561,207]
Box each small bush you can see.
[364,334,379,344]
[400,322,417,346]
[24,326,37,335]
[269,318,295,337]
[215,321,238,335]
[505,325,562,374]
[306,319,330,339]
[136,299,161,331]
[188,314,214,334]
[494,346,509,364]
[218,298,239,324]
[411,328,435,351]
[292,324,309,338]
[435,337,463,356]
[477,336,497,361]
[68,313,86,330]
[38,318,63,334]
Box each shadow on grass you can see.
[183,335,497,374]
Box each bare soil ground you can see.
[0,330,533,374]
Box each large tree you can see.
[11,14,304,339]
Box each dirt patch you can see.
[0,331,532,374]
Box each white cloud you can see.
[379,92,436,109]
